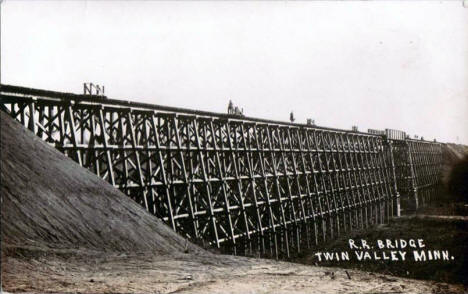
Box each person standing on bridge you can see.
[228,99,234,114]
[290,111,295,123]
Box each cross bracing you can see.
[0,84,443,258]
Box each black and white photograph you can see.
[1,1,467,293]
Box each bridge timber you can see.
[0,84,443,258]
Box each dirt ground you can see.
[3,244,463,294]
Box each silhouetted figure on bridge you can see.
[228,100,245,117]
[228,100,234,114]
[290,111,295,123]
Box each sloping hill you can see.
[0,111,201,255]
[443,143,468,165]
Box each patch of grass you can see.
[291,217,468,285]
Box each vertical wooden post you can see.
[279,127,301,252]
[209,120,236,253]
[98,107,115,186]
[28,102,37,134]
[193,119,220,248]
[241,123,266,254]
[170,115,198,236]
[126,111,149,210]
[266,126,290,258]
[90,110,99,176]
[66,105,82,166]
[226,121,252,253]
[304,129,327,242]
[297,127,319,246]
[253,124,278,258]
[142,115,156,215]
[387,140,400,217]
[287,127,310,249]
[407,141,418,210]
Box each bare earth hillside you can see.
[1,112,463,294]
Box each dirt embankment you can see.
[425,143,468,215]
[0,111,203,255]
[441,143,468,189]
[443,144,468,164]
[1,111,463,294]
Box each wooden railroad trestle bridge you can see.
[1,85,443,258]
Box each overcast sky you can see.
[2,1,467,144]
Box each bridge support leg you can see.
[396,194,401,217]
